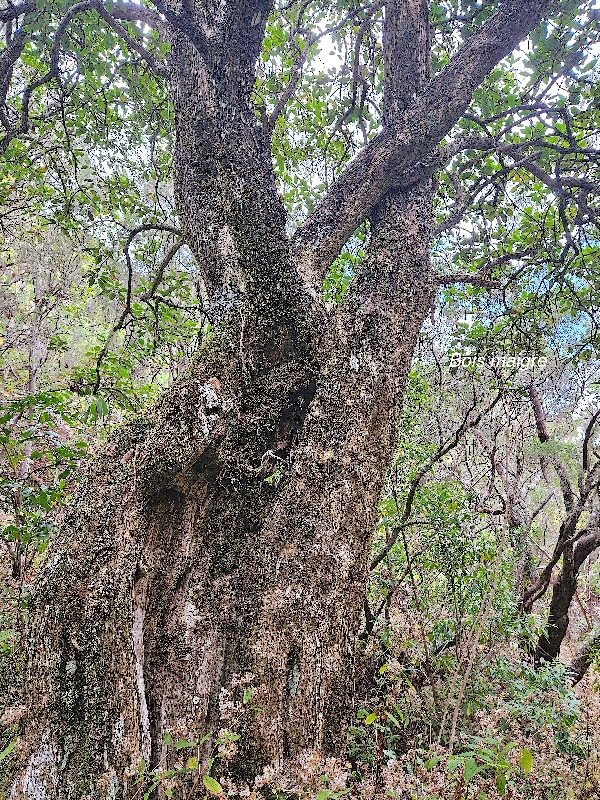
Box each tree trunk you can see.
[569,624,600,685]
[11,28,436,786]
[10,203,434,798]
[535,526,600,665]
[6,1,558,796]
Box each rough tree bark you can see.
[7,1,560,797]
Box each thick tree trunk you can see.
[11,33,436,784]
[10,209,433,798]
[6,1,557,796]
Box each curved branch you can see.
[535,520,600,665]
[583,406,600,473]
[140,239,184,301]
[109,0,169,37]
[292,0,559,292]
[370,388,503,571]
[0,1,35,22]
[93,2,170,77]
[92,225,183,393]
[522,481,600,612]
[0,0,169,152]
[0,27,28,121]
[436,251,532,289]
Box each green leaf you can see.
[0,739,17,763]
[519,748,533,774]
[464,757,481,783]
[385,711,403,729]
[143,780,160,799]
[202,775,223,795]
[242,686,253,704]
[186,756,199,770]
[174,738,195,749]
[364,712,377,725]
[448,755,462,773]
[496,774,507,796]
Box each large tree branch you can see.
[110,0,170,39]
[582,406,600,473]
[529,383,550,443]
[535,515,600,665]
[149,0,211,57]
[522,463,600,612]
[292,0,558,292]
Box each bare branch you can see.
[583,407,600,473]
[140,240,184,301]
[92,224,182,393]
[436,251,532,289]
[370,389,503,571]
[437,275,501,289]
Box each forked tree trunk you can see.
[535,524,600,666]
[7,1,557,796]
[11,205,434,798]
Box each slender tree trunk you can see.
[569,624,600,685]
